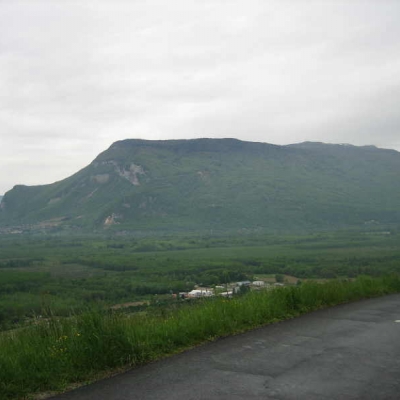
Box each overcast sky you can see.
[1,0,399,194]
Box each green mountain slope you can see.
[1,138,400,232]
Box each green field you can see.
[2,276,400,399]
[1,230,399,330]
[1,230,400,398]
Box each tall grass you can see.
[1,275,400,399]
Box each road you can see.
[52,294,400,400]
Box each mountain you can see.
[1,138,400,233]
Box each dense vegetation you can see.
[0,229,400,399]
[2,275,400,400]
[1,139,400,232]
[1,230,400,330]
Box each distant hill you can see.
[1,138,400,233]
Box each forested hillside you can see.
[1,139,399,233]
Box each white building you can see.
[188,289,214,298]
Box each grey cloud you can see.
[1,0,400,193]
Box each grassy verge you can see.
[2,275,400,399]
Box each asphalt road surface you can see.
[52,294,400,400]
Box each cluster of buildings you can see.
[178,280,285,299]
